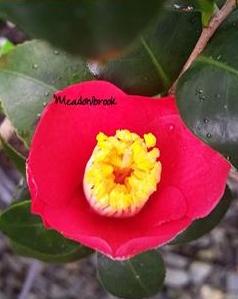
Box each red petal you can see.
[34,202,191,259]
[28,81,230,259]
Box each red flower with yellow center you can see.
[27,81,230,260]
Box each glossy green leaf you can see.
[0,38,14,57]
[176,10,238,167]
[11,240,92,263]
[0,135,25,175]
[0,40,93,144]
[97,250,165,299]
[172,0,218,25]
[93,3,201,96]
[198,0,217,26]
[0,201,93,263]
[172,187,232,244]
[0,0,164,60]
[0,39,14,114]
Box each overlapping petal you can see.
[27,81,230,259]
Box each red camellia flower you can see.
[27,81,230,260]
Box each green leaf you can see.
[94,3,202,96]
[0,201,93,263]
[0,39,14,113]
[11,240,92,263]
[172,187,232,244]
[0,40,93,144]
[171,0,218,26]
[0,0,164,60]
[198,0,217,26]
[0,135,25,176]
[0,38,14,57]
[97,250,165,299]
[176,10,238,167]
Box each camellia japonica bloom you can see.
[27,81,230,260]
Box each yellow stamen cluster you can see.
[83,129,162,218]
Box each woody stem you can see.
[169,0,237,95]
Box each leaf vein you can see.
[0,69,57,91]
[197,56,238,77]
[140,37,171,89]
[127,260,150,296]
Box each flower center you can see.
[83,129,162,218]
[113,167,133,184]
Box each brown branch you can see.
[169,0,237,95]
[228,168,238,183]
